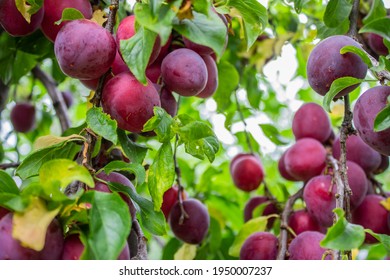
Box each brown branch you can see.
[347,0,360,37]
[31,67,71,133]
[130,219,148,260]
[277,187,304,260]
[0,162,20,170]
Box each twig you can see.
[234,91,254,154]
[277,187,304,260]
[31,67,71,133]
[131,219,148,260]
[347,0,360,37]
[0,162,20,170]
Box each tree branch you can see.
[0,162,20,170]
[31,67,71,133]
[347,0,360,37]
[277,187,304,260]
[130,219,148,260]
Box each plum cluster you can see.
[160,186,210,245]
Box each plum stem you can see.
[31,66,71,133]
[234,91,254,154]
[276,187,304,260]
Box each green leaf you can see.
[323,0,353,28]
[359,17,390,42]
[134,1,179,45]
[174,243,197,260]
[99,161,146,187]
[363,0,386,25]
[193,0,211,15]
[143,107,175,142]
[228,0,268,49]
[228,215,273,257]
[365,229,390,252]
[320,208,365,250]
[81,191,131,260]
[259,124,289,145]
[16,141,81,180]
[0,170,19,195]
[117,129,148,165]
[0,193,28,212]
[340,45,372,67]
[173,10,227,58]
[33,134,85,150]
[317,19,350,39]
[242,67,261,109]
[214,60,239,111]
[120,27,157,85]
[323,77,363,112]
[11,51,38,84]
[54,7,85,25]
[86,107,118,144]
[371,55,390,73]
[39,159,94,192]
[108,182,167,236]
[374,104,390,132]
[148,142,175,211]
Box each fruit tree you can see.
[0,0,389,260]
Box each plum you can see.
[40,0,92,42]
[160,87,177,117]
[161,185,186,219]
[94,172,137,220]
[307,35,367,97]
[239,232,278,260]
[367,33,389,56]
[288,209,321,235]
[116,15,161,65]
[10,102,35,133]
[303,175,335,227]
[146,62,162,84]
[0,0,44,36]
[284,138,326,181]
[54,19,116,80]
[161,48,208,97]
[101,72,161,133]
[111,51,130,75]
[352,195,390,243]
[79,73,113,91]
[353,86,390,156]
[169,199,209,244]
[374,155,389,175]
[230,154,265,192]
[61,234,130,260]
[196,55,219,99]
[0,213,63,260]
[278,149,299,181]
[0,207,9,220]
[288,231,330,260]
[243,196,278,229]
[292,102,332,143]
[332,134,381,174]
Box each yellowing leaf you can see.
[330,103,345,119]
[33,134,85,151]
[380,197,390,211]
[174,243,197,260]
[13,197,60,251]
[15,0,31,23]
[91,10,107,26]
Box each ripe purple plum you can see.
[101,72,161,133]
[0,213,63,260]
[0,0,44,36]
[307,35,367,98]
[160,87,178,117]
[284,138,326,181]
[111,51,130,75]
[243,196,278,229]
[196,55,219,99]
[161,185,186,219]
[353,86,390,156]
[61,91,73,108]
[94,172,137,220]
[292,102,332,143]
[352,195,390,243]
[332,134,382,173]
[40,0,92,42]
[288,209,321,235]
[161,48,208,97]
[288,231,330,260]
[116,15,161,65]
[367,33,389,56]
[10,102,36,133]
[61,234,130,260]
[239,232,278,260]
[278,149,299,181]
[79,73,113,91]
[54,19,116,80]
[146,62,162,84]
[230,154,265,192]
[374,155,389,175]
[169,199,209,244]
[303,175,335,227]
[0,207,9,220]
